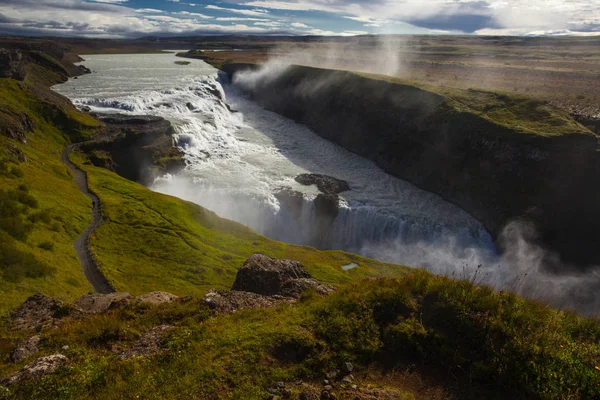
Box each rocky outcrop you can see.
[233,254,334,297]
[205,254,335,314]
[1,354,68,386]
[231,64,600,269]
[72,292,133,314]
[119,325,174,360]
[295,174,350,195]
[0,49,25,80]
[5,293,63,331]
[10,336,41,364]
[0,108,36,144]
[81,114,185,186]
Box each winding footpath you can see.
[61,143,116,294]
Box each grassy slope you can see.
[0,78,99,312]
[79,152,408,297]
[2,271,600,399]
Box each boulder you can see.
[232,254,335,298]
[10,336,41,364]
[119,325,173,360]
[136,292,179,305]
[6,293,63,331]
[72,292,133,314]
[1,354,68,386]
[203,289,294,314]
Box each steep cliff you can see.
[225,64,600,268]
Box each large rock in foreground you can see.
[5,293,63,331]
[206,254,335,314]
[1,354,68,386]
[232,254,334,297]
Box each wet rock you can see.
[314,193,340,219]
[275,188,304,218]
[78,65,91,74]
[1,354,68,386]
[72,292,133,314]
[10,336,41,364]
[295,174,350,194]
[203,289,294,314]
[119,325,174,360]
[6,293,63,331]
[136,292,179,305]
[232,254,335,298]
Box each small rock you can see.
[329,393,338,400]
[351,385,357,390]
[320,390,330,400]
[275,381,285,389]
[343,362,354,373]
[342,375,354,384]
[61,345,69,351]
[10,336,41,363]
[136,291,178,305]
[325,370,339,380]
[1,354,68,386]
[282,388,292,398]
[323,379,330,385]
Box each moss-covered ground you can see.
[2,271,600,399]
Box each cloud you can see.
[175,11,213,19]
[291,22,309,28]
[205,5,270,17]
[216,17,271,22]
[135,9,164,14]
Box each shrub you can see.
[38,241,54,251]
[10,167,24,178]
[0,232,55,282]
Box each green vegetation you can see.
[2,271,600,399]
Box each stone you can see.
[320,390,330,400]
[72,292,133,314]
[10,336,41,364]
[294,174,350,194]
[343,362,354,373]
[324,385,333,391]
[136,292,179,305]
[232,254,335,298]
[6,293,63,331]
[1,354,68,386]
[282,388,292,398]
[203,289,294,314]
[119,325,173,360]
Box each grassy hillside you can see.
[2,271,600,399]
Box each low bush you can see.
[0,232,55,282]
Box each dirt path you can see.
[61,143,115,294]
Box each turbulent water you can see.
[55,52,500,273]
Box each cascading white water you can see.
[54,52,500,273]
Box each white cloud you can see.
[254,21,282,27]
[206,5,270,17]
[216,17,271,22]
[290,22,309,28]
[135,8,164,13]
[89,0,128,3]
[175,11,213,19]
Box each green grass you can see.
[2,271,600,399]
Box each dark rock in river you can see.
[275,188,304,219]
[295,174,350,194]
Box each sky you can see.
[0,0,598,38]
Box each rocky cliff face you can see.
[229,65,600,269]
[81,114,185,186]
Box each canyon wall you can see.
[225,64,600,269]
